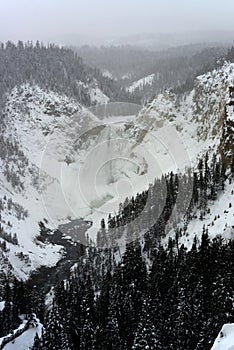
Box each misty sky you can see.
[0,0,234,44]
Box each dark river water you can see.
[26,219,92,293]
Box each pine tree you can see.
[31,333,42,350]
[80,277,95,350]
[42,305,72,350]
[132,298,162,350]
[104,290,122,350]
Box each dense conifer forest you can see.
[0,41,137,108]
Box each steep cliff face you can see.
[220,89,234,166]
[135,62,234,168]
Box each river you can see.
[26,219,92,293]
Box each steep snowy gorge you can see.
[0,62,234,280]
[0,83,112,279]
[0,83,142,278]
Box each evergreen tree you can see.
[132,298,162,350]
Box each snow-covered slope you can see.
[211,324,234,350]
[102,69,117,81]
[77,79,110,104]
[0,315,42,350]
[162,177,234,249]
[136,63,234,166]
[127,73,155,93]
[0,84,101,279]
